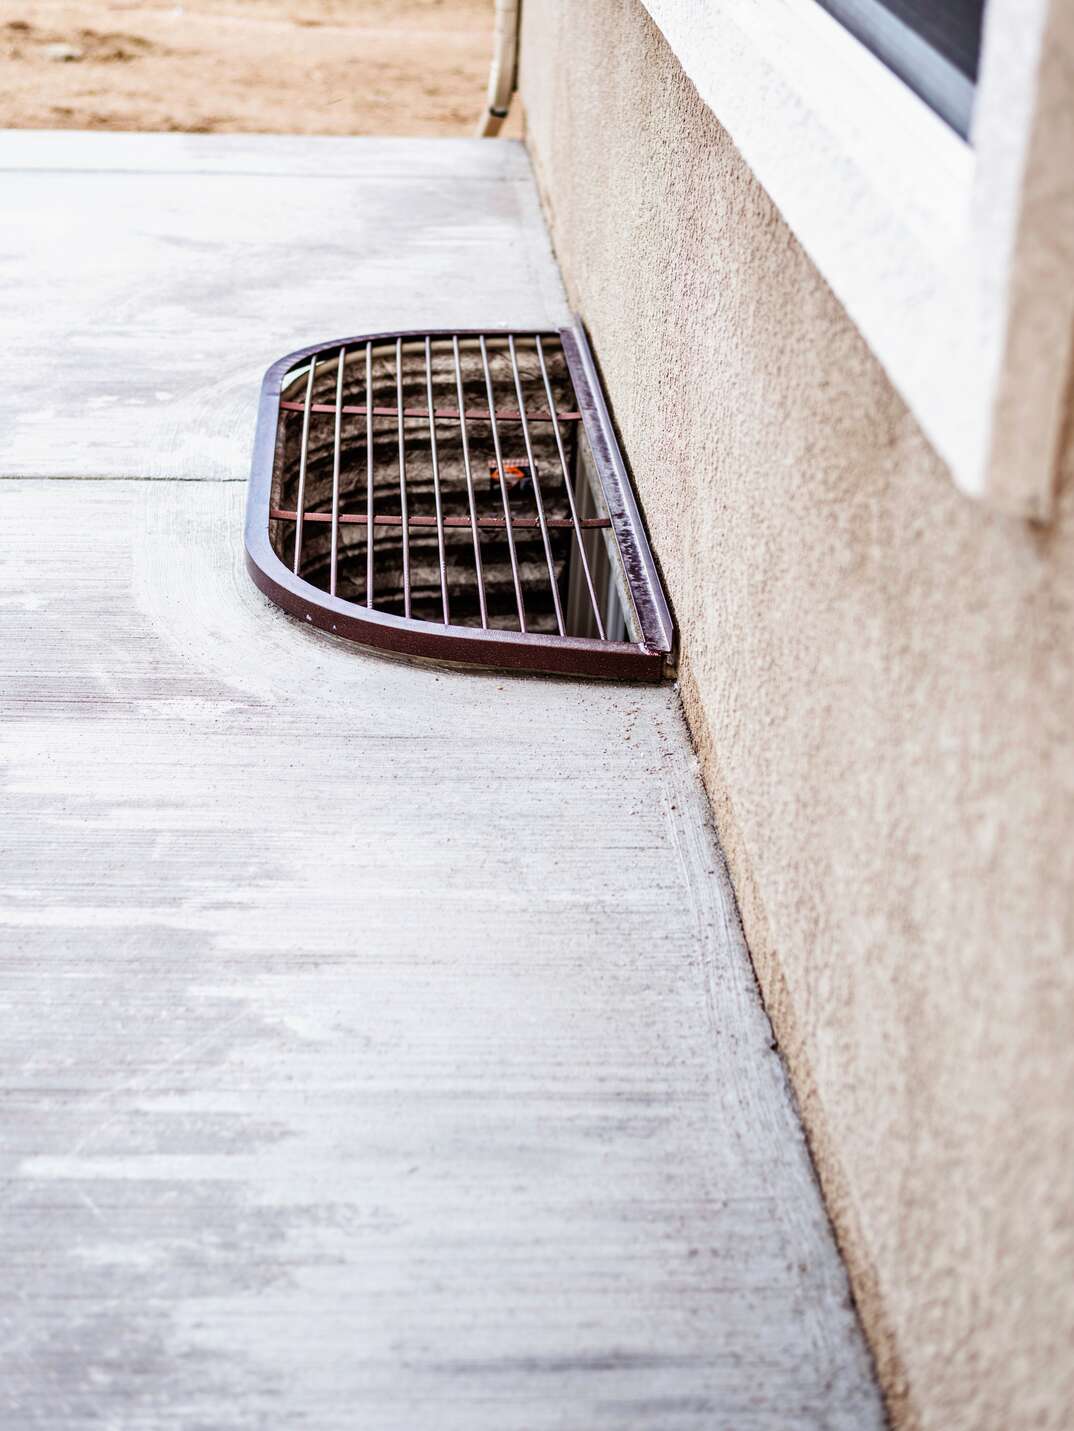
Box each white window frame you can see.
[639,0,1074,519]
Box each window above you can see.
[638,0,1074,519]
[815,0,986,136]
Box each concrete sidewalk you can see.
[0,132,883,1429]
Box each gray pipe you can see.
[477,0,520,136]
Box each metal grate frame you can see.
[245,324,674,681]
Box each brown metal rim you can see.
[244,550,664,681]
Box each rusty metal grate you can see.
[245,325,674,680]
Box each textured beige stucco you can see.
[520,3,1074,1427]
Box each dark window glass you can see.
[814,0,987,138]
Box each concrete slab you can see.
[0,133,883,1427]
[0,477,882,1429]
[0,132,564,481]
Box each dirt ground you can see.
[0,0,507,134]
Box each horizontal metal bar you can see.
[279,401,580,423]
[270,507,611,531]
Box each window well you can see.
[245,326,675,681]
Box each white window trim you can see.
[639,0,1074,519]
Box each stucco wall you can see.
[520,3,1074,1427]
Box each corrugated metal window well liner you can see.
[245,325,675,680]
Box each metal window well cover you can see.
[245,324,675,680]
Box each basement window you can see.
[636,0,1074,517]
[245,326,674,680]
[813,0,985,137]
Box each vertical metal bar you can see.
[509,335,564,636]
[479,335,526,632]
[365,340,374,607]
[292,356,317,577]
[536,335,605,639]
[425,337,450,625]
[453,337,488,630]
[329,346,345,597]
[396,337,411,619]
